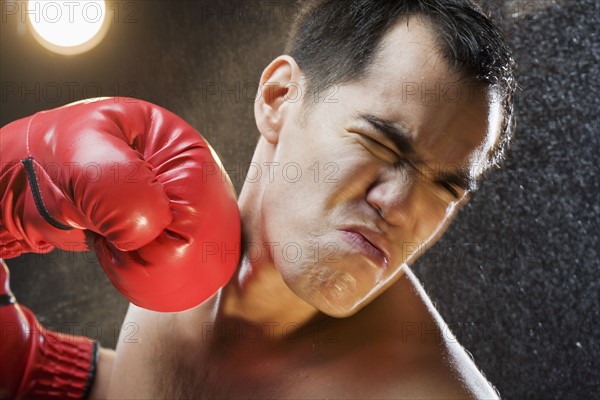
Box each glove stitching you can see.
[25,112,33,157]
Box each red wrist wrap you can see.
[13,307,98,400]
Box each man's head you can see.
[286,0,516,171]
[248,0,515,317]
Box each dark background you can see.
[1,0,598,398]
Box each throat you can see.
[216,261,320,340]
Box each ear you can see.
[254,55,303,144]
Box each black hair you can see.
[285,0,516,170]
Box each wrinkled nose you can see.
[366,167,419,228]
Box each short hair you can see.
[285,0,517,173]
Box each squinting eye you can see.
[354,133,398,162]
[437,181,460,199]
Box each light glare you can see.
[27,0,109,55]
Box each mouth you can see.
[338,229,389,270]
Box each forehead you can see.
[336,17,501,176]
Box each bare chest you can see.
[109,276,480,399]
[151,317,404,399]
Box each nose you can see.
[366,167,419,228]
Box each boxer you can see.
[0,99,241,398]
[105,0,516,398]
[5,0,518,398]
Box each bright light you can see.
[27,0,110,55]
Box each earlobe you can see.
[254,55,302,145]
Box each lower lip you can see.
[339,230,388,269]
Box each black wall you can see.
[1,1,598,398]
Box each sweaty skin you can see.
[106,18,501,399]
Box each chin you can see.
[320,304,363,319]
[314,287,375,319]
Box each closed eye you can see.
[353,133,399,162]
[436,180,460,199]
[435,170,474,198]
[354,131,466,201]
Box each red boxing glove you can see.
[0,97,241,311]
[0,260,98,399]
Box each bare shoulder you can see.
[106,298,217,399]
[370,267,500,399]
[106,303,176,399]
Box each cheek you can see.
[260,179,326,271]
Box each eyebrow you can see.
[354,112,477,192]
[356,113,416,155]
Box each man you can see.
[2,0,516,398]
[105,0,515,398]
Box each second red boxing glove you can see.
[0,97,241,312]
[0,260,98,400]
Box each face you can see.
[256,18,502,317]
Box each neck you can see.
[215,139,320,337]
